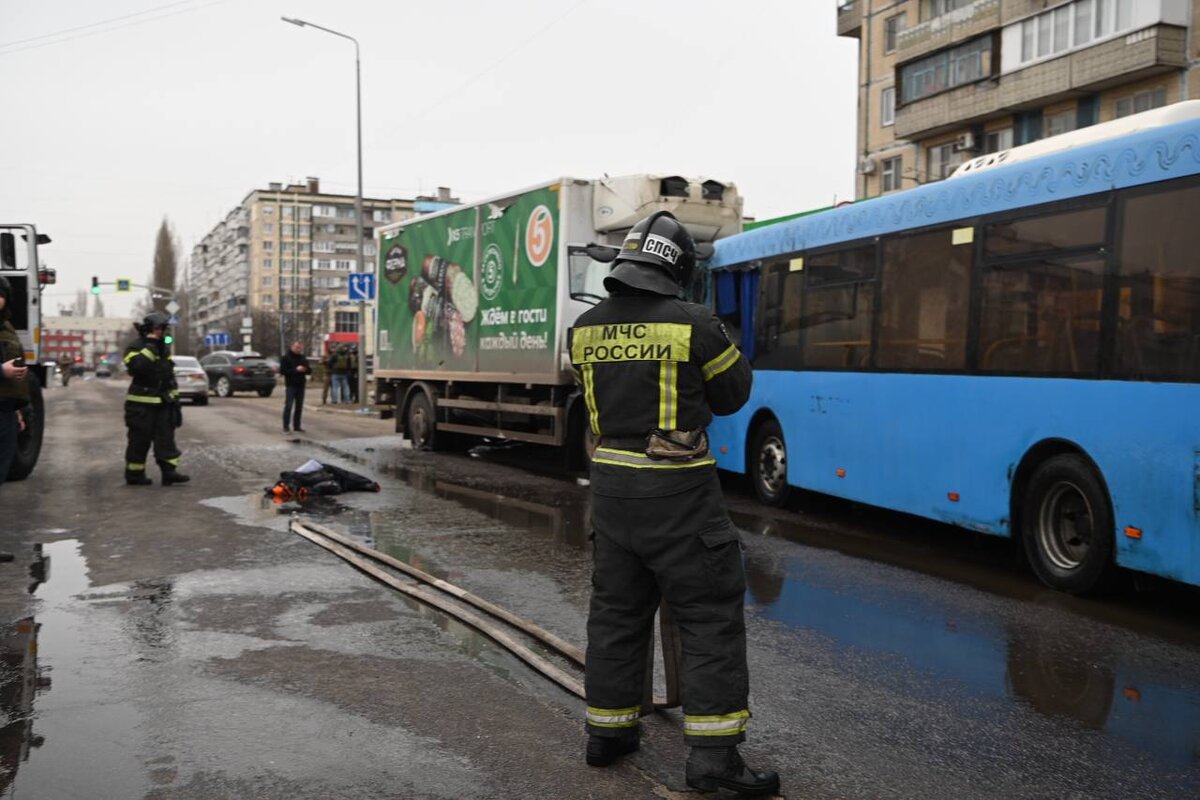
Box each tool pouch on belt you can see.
[645,428,709,461]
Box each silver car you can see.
[173,355,210,405]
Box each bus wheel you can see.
[750,419,790,507]
[6,377,44,481]
[1021,454,1115,595]
[406,391,437,451]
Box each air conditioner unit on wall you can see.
[858,157,877,175]
[954,132,976,151]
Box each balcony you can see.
[894,23,1187,140]
[895,0,1000,63]
[837,1,861,37]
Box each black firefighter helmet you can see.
[136,311,171,336]
[604,211,697,296]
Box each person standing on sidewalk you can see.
[329,345,352,404]
[279,340,310,433]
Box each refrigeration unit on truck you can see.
[375,174,741,466]
[0,224,51,481]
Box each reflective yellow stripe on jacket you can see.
[124,347,158,364]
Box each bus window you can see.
[754,258,803,370]
[1115,181,1200,381]
[803,245,876,369]
[978,256,1104,375]
[985,206,1106,258]
[879,228,971,370]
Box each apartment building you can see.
[838,0,1199,197]
[188,178,454,354]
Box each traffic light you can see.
[91,276,100,295]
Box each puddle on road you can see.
[736,512,1200,771]
[5,540,148,799]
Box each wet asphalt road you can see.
[2,377,1200,799]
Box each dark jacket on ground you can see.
[280,351,311,389]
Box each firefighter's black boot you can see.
[685,746,780,796]
[125,471,153,486]
[161,469,190,486]
[585,734,639,767]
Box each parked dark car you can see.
[200,351,276,397]
[172,355,210,405]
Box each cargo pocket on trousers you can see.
[699,528,746,600]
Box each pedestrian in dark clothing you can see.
[122,312,188,486]
[280,340,310,433]
[329,345,352,404]
[348,346,360,405]
[567,212,778,796]
[0,275,30,500]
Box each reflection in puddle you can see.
[0,548,50,794]
[739,515,1200,769]
[382,464,590,552]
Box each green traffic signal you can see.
[163,335,174,345]
[90,276,100,295]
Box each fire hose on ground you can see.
[289,519,682,711]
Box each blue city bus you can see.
[705,102,1200,594]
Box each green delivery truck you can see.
[375,174,742,466]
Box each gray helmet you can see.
[604,211,697,296]
[137,311,171,335]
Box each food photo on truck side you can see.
[373,174,742,468]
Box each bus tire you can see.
[1020,454,1115,595]
[7,377,45,482]
[750,418,790,507]
[406,390,437,451]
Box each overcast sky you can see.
[1,0,858,319]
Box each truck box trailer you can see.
[375,174,741,465]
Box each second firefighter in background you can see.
[568,212,778,796]
[123,312,189,486]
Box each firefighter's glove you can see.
[645,428,708,461]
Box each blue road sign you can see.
[348,272,375,301]
[204,333,231,347]
[167,315,179,326]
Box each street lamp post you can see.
[282,16,368,410]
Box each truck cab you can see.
[0,224,50,481]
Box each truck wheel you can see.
[1021,454,1115,595]
[216,376,232,397]
[750,418,790,507]
[407,391,437,451]
[7,377,45,482]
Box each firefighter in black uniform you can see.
[568,212,778,795]
[122,312,189,486]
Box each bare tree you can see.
[150,218,178,314]
[251,309,282,357]
[174,284,193,354]
[73,289,88,316]
[92,292,105,318]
